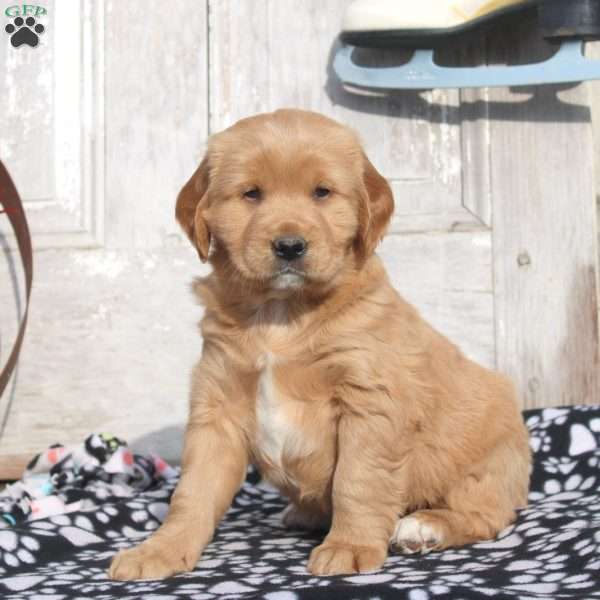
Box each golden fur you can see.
[109,109,530,580]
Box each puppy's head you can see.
[176,109,393,294]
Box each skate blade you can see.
[333,40,600,90]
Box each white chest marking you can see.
[256,354,297,469]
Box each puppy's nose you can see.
[272,236,307,261]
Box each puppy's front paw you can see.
[308,542,386,576]
[108,540,198,581]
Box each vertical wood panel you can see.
[104,0,208,249]
[0,247,210,464]
[0,1,54,200]
[490,29,600,408]
[585,43,600,338]
[0,1,103,248]
[380,232,494,367]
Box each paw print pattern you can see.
[541,456,578,475]
[5,16,44,48]
[0,530,40,567]
[530,430,552,454]
[0,408,598,599]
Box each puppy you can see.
[109,109,530,580]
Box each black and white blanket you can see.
[0,406,598,600]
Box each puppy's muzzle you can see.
[272,236,307,261]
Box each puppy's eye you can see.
[314,186,330,200]
[243,188,261,202]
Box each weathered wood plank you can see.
[0,1,55,202]
[104,0,208,249]
[380,232,495,368]
[0,455,32,481]
[488,26,600,408]
[585,42,600,336]
[0,247,210,464]
[0,1,105,249]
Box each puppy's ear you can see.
[175,157,211,262]
[356,154,394,259]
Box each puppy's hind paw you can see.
[390,515,442,555]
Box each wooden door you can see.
[0,1,210,474]
[1,1,598,473]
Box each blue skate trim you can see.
[334,40,600,89]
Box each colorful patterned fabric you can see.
[0,406,598,599]
[0,433,176,526]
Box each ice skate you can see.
[334,0,600,89]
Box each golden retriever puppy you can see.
[109,108,530,580]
